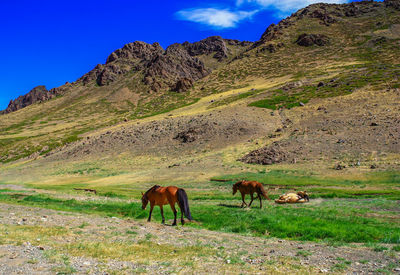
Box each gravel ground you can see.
[0,202,399,274]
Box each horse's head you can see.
[141,192,148,209]
[297,191,309,201]
[232,181,241,195]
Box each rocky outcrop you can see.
[182,36,229,61]
[385,0,400,10]
[144,43,209,93]
[240,143,287,165]
[254,1,384,47]
[1,86,60,114]
[77,41,163,86]
[257,43,284,53]
[78,40,211,92]
[296,34,330,47]
[172,78,194,93]
[105,41,163,64]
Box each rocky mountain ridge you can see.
[1,0,398,115]
[1,86,61,115]
[1,36,250,114]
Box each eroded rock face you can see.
[77,40,211,92]
[145,44,209,93]
[105,41,163,64]
[78,41,163,87]
[183,36,229,61]
[1,86,60,114]
[296,34,330,47]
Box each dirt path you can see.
[0,203,399,274]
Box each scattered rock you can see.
[258,43,284,53]
[240,144,287,165]
[174,128,200,143]
[334,163,346,170]
[172,78,194,93]
[282,81,304,91]
[296,33,330,47]
[369,36,387,47]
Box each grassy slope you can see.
[1,4,399,163]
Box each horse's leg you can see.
[241,192,247,207]
[160,205,165,224]
[248,193,254,207]
[148,204,154,222]
[258,193,262,209]
[180,208,185,225]
[170,203,177,226]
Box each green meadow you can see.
[1,170,399,245]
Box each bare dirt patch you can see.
[0,203,399,274]
[241,88,400,168]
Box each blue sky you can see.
[0,0,351,110]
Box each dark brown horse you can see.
[141,185,192,225]
[232,180,270,208]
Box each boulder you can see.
[172,78,194,93]
[296,34,330,47]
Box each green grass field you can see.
[1,170,399,245]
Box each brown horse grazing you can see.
[141,185,192,225]
[232,180,270,208]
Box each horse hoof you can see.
[172,223,177,226]
[181,220,185,225]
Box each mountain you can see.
[1,36,250,115]
[0,0,399,172]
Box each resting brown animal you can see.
[232,180,270,208]
[275,191,309,204]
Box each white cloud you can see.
[176,8,258,28]
[239,0,349,13]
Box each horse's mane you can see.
[234,180,244,186]
[143,185,160,199]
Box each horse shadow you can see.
[218,203,242,208]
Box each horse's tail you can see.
[258,184,270,200]
[177,188,192,221]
